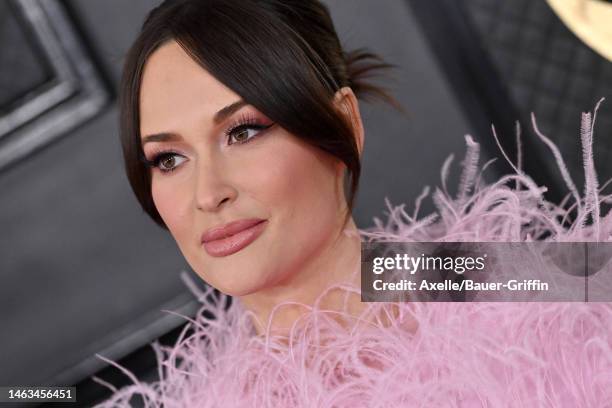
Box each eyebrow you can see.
[141,99,248,145]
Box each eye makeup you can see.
[224,112,275,145]
[140,110,276,173]
[140,148,186,173]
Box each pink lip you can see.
[201,218,267,257]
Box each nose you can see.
[194,159,237,212]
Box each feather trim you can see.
[93,104,612,407]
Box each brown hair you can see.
[121,0,400,229]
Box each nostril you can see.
[196,185,237,212]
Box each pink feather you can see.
[94,106,612,407]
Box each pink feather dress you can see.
[94,102,612,407]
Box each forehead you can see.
[139,40,237,136]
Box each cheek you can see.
[245,137,343,239]
[151,174,192,240]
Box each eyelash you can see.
[225,113,273,146]
[142,113,274,174]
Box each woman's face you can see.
[139,41,348,296]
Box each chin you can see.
[198,265,269,297]
[217,282,267,298]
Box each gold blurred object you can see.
[546,0,612,62]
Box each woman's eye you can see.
[154,153,187,173]
[227,124,272,145]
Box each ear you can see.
[333,87,365,157]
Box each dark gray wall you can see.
[0,0,475,390]
[0,0,197,388]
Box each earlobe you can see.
[334,87,365,157]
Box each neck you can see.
[239,216,365,336]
